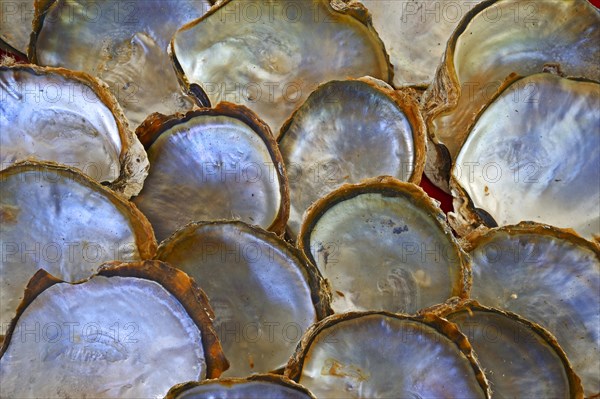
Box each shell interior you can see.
[133,109,285,242]
[289,313,488,398]
[0,275,206,398]
[445,305,577,398]
[278,78,424,238]
[171,0,391,132]
[300,179,467,314]
[452,73,599,239]
[0,0,35,55]
[1,65,123,183]
[468,225,600,396]
[0,162,155,329]
[156,222,320,377]
[32,0,213,127]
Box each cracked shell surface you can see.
[133,104,289,242]
[278,78,425,238]
[0,260,228,398]
[285,312,490,398]
[166,375,315,399]
[0,161,156,330]
[466,223,600,396]
[355,0,482,87]
[451,73,599,239]
[156,221,328,377]
[0,63,148,197]
[430,300,583,398]
[422,0,600,189]
[171,0,392,133]
[0,0,35,56]
[30,0,213,128]
[298,177,469,315]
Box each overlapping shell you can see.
[133,103,289,242]
[0,161,156,330]
[427,299,584,398]
[298,177,469,314]
[278,77,426,237]
[0,260,228,398]
[450,73,600,240]
[30,0,214,127]
[285,312,490,398]
[171,0,392,133]
[156,221,329,377]
[422,0,600,190]
[0,62,148,197]
[464,222,600,396]
[166,374,316,399]
[0,0,35,56]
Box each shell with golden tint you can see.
[298,177,470,315]
[421,0,600,190]
[278,77,426,238]
[285,311,490,398]
[0,260,228,398]
[170,0,392,133]
[464,222,600,396]
[427,299,583,398]
[449,73,599,240]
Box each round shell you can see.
[156,221,330,377]
[30,0,214,127]
[278,77,426,238]
[0,0,35,56]
[0,161,156,331]
[422,0,600,190]
[133,103,289,242]
[450,73,599,240]
[0,260,228,398]
[298,176,470,314]
[465,222,600,396]
[0,62,148,197]
[171,0,392,133]
[427,299,583,398]
[166,375,316,399]
[285,311,490,398]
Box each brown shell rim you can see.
[277,76,426,185]
[156,220,333,322]
[297,176,472,300]
[424,298,585,398]
[0,160,157,260]
[168,0,394,107]
[420,0,600,190]
[461,221,600,258]
[135,102,290,236]
[448,74,600,238]
[165,373,316,399]
[0,260,229,378]
[0,61,149,198]
[283,310,491,398]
